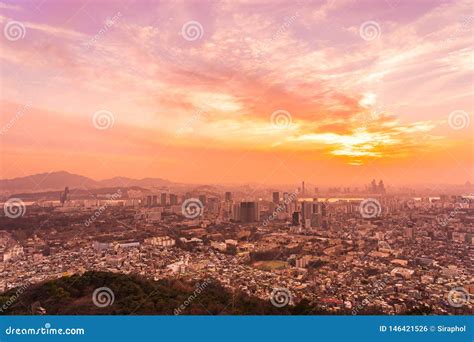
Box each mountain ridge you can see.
[0,171,172,192]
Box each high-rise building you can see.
[301,200,323,228]
[232,203,241,221]
[169,194,178,206]
[369,179,386,194]
[59,186,69,205]
[272,192,280,204]
[199,194,207,206]
[292,212,300,226]
[302,181,305,196]
[310,212,324,228]
[286,201,297,215]
[371,179,377,193]
[225,192,232,202]
[146,195,158,208]
[146,195,158,207]
[207,197,220,214]
[239,202,260,223]
[161,193,167,206]
[301,201,318,220]
[378,180,386,194]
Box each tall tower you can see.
[240,202,259,222]
[272,192,280,204]
[378,180,385,194]
[302,181,305,197]
[60,186,69,205]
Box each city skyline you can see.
[0,169,472,191]
[1,0,472,185]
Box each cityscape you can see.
[0,173,472,315]
[0,0,473,318]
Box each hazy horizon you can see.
[0,169,472,191]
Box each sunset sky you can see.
[0,0,472,186]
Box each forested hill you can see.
[0,271,324,315]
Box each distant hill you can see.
[0,271,323,315]
[0,171,172,193]
[0,171,98,192]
